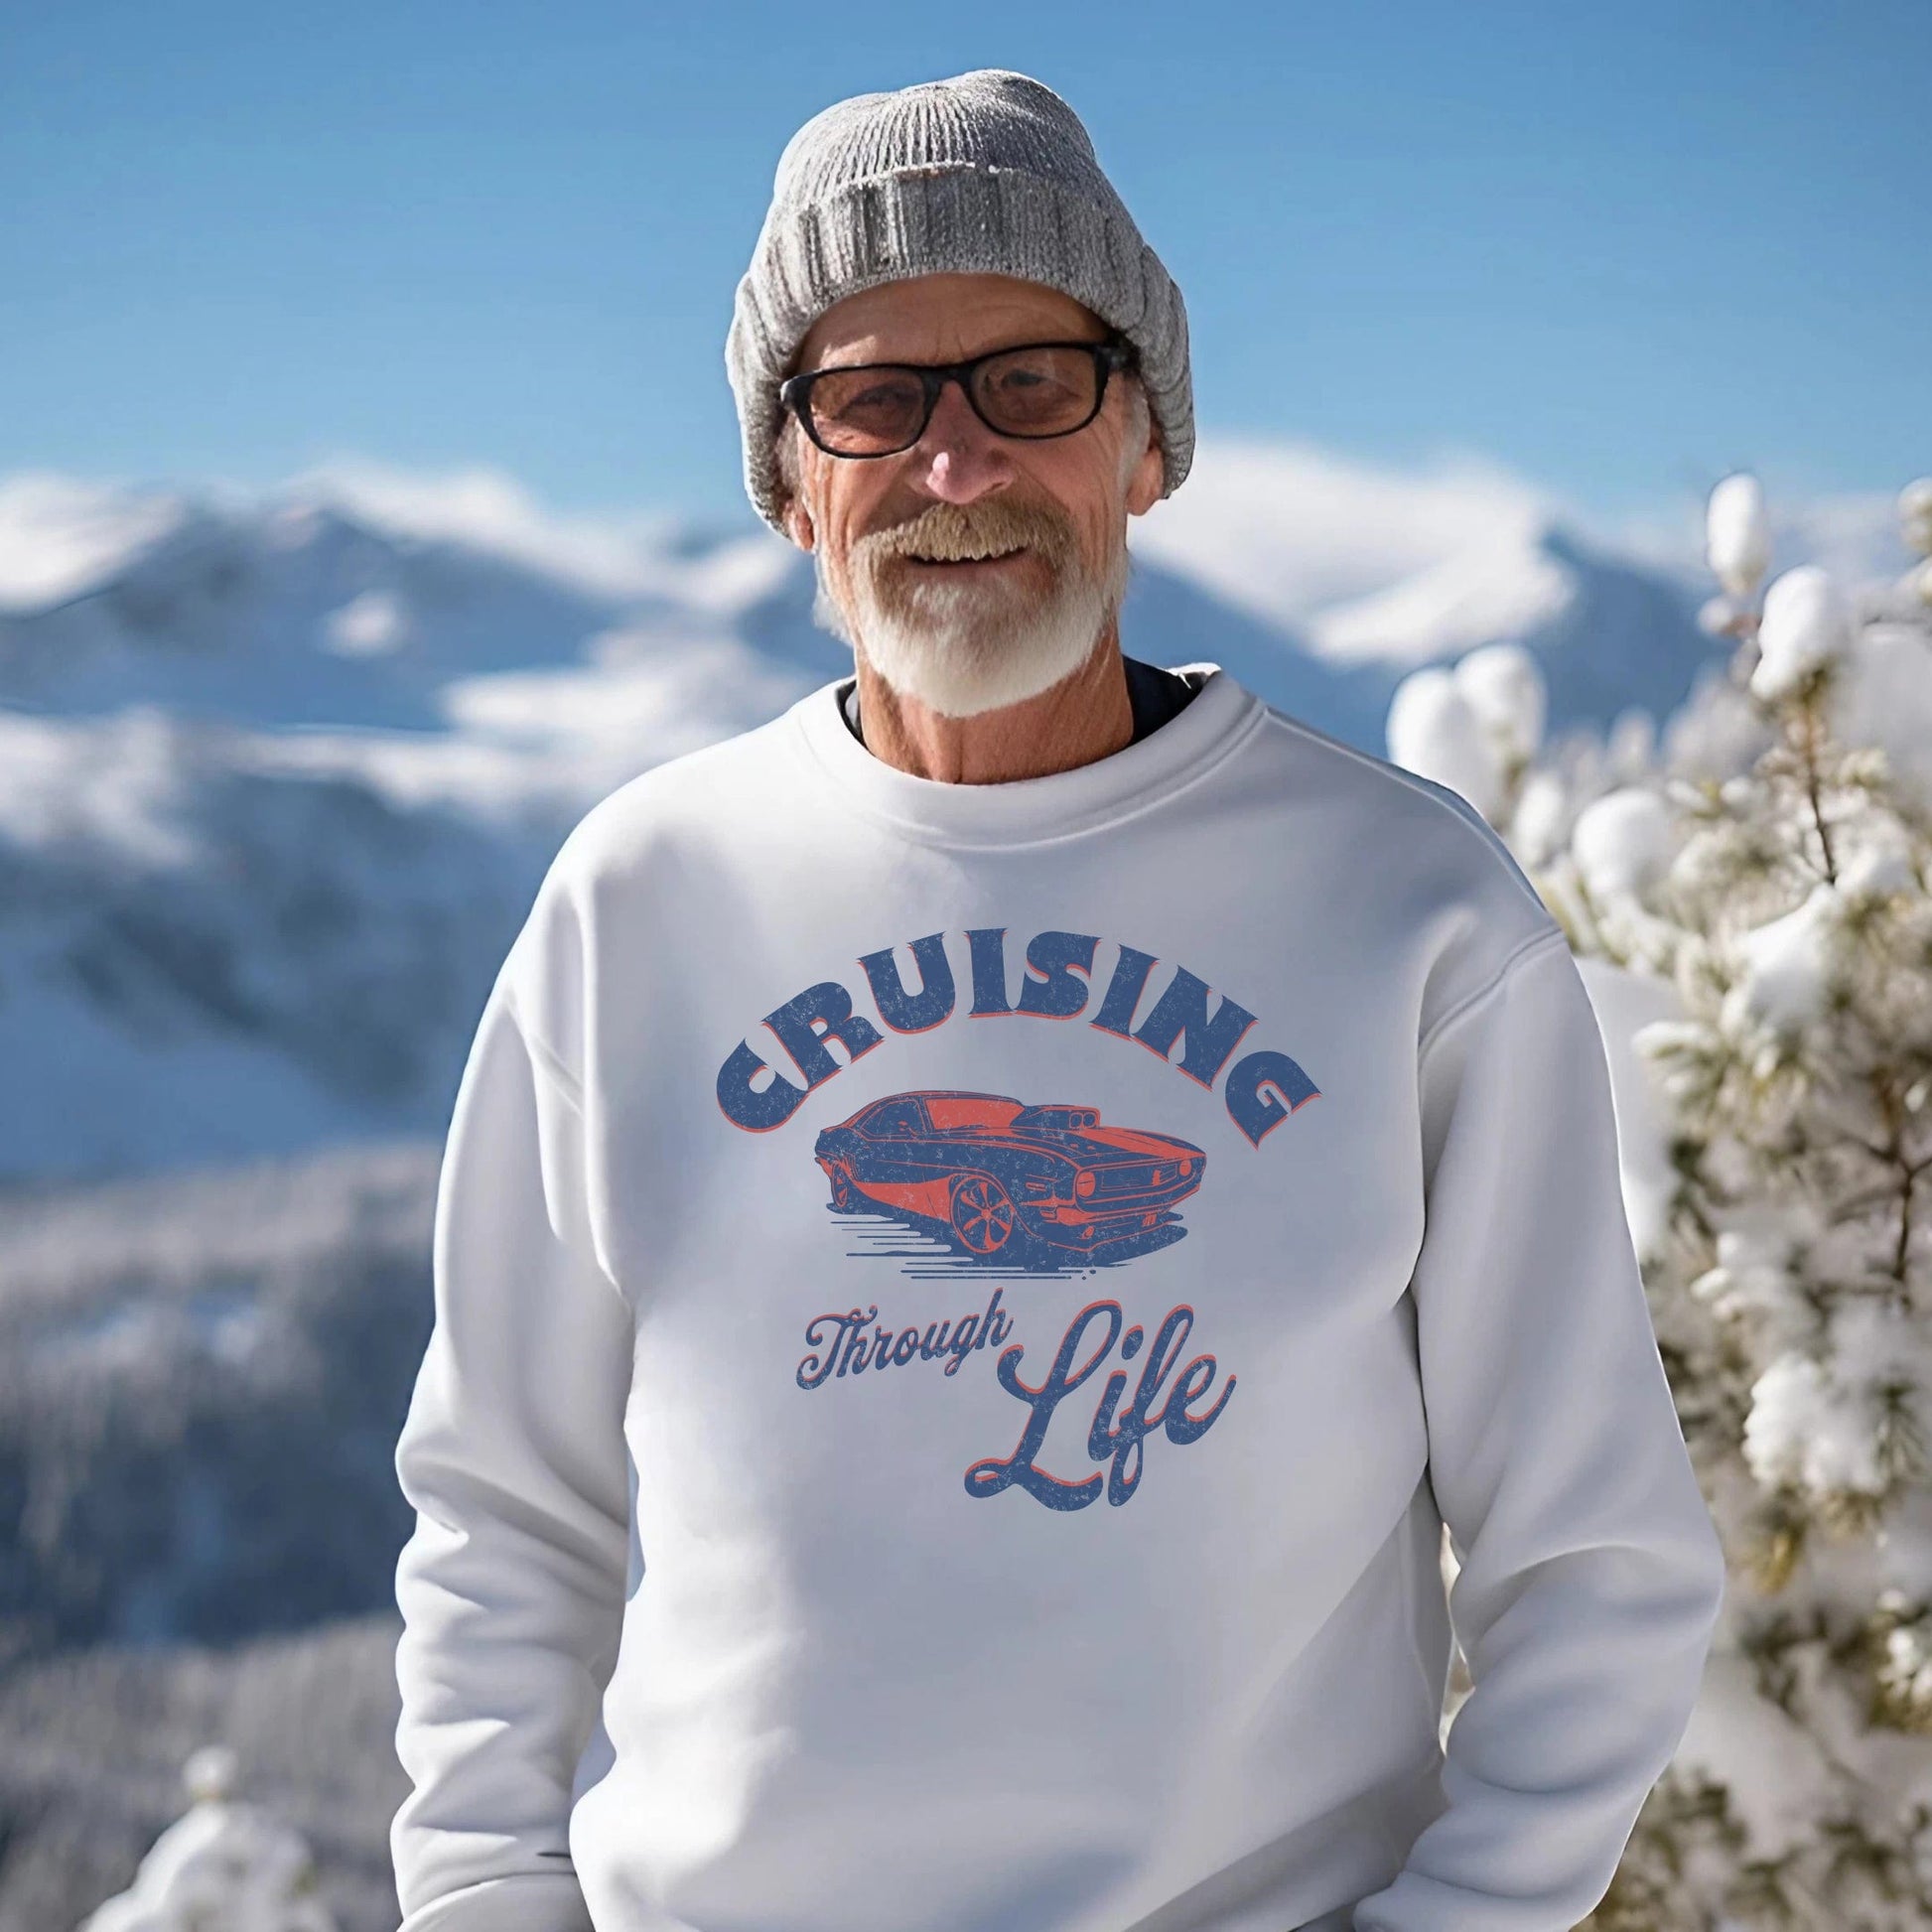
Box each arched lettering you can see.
[1134,967,1257,1088]
[1016,930,1099,1019]
[859,932,955,1033]
[762,980,884,1088]
[716,1039,807,1132]
[1224,1047,1321,1146]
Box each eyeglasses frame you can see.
[777,336,1137,460]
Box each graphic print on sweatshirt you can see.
[714,925,1321,1511]
[812,1088,1204,1275]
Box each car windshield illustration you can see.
[813,1088,1206,1267]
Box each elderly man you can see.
[390,69,1726,1932]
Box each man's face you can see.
[780,272,1165,719]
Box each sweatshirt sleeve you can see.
[389,981,634,1932]
[1351,929,1727,1932]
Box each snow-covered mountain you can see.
[0,453,1725,1181]
[1132,438,1726,735]
[0,474,830,1176]
[0,1143,438,1657]
[0,1137,429,1927]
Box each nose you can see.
[907,375,1013,506]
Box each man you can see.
[390,69,1727,1932]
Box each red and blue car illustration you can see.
[813,1089,1206,1264]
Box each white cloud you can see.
[322,589,409,658]
[1130,437,1561,634]
[0,472,188,614]
[276,456,684,601]
[274,455,801,617]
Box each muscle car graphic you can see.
[813,1089,1206,1261]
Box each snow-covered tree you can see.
[1389,475,1932,1927]
[76,1744,337,1932]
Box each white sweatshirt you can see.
[390,661,1726,1932]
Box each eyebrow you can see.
[803,334,1115,372]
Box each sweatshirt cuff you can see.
[397,1872,597,1932]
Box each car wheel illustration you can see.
[826,1162,860,1212]
[948,1173,1017,1257]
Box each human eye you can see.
[976,347,1093,429]
[807,366,925,450]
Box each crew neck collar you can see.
[785,660,1264,850]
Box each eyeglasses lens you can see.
[804,367,927,454]
[804,346,1103,455]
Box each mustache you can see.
[854,497,1076,568]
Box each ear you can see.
[776,421,817,551]
[783,492,816,552]
[1124,421,1164,518]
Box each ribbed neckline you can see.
[785,659,1264,851]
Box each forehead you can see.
[795,272,1108,371]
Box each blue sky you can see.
[2,0,1925,534]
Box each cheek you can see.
[1056,473,1129,561]
[813,465,897,557]
[1028,433,1129,530]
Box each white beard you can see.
[814,539,1132,721]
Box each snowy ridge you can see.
[1308,516,1575,663]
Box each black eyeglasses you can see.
[778,337,1135,459]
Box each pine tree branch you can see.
[1797,693,1839,886]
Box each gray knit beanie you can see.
[725,69,1193,534]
